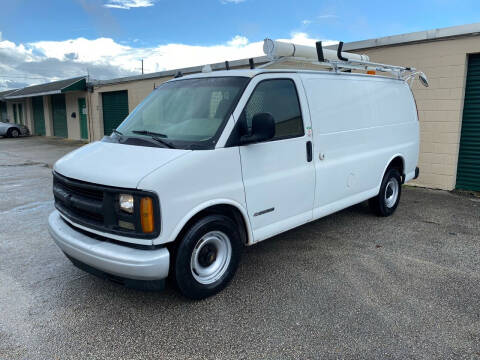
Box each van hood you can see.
[54,141,190,188]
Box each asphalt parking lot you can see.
[1,136,479,360]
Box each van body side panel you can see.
[137,147,248,246]
[300,74,419,217]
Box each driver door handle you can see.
[306,141,312,162]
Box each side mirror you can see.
[239,113,275,145]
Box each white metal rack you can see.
[260,39,429,87]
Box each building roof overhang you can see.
[5,77,86,99]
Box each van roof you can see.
[173,68,402,82]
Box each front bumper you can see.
[48,211,170,281]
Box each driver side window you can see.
[241,79,304,140]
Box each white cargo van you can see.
[48,41,424,299]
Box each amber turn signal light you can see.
[367,70,376,75]
[140,197,154,233]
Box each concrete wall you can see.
[352,36,480,190]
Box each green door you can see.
[18,103,23,125]
[456,53,480,191]
[102,91,128,135]
[0,101,6,122]
[51,94,68,138]
[33,97,46,136]
[13,104,17,123]
[78,98,88,139]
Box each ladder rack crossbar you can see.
[259,56,416,80]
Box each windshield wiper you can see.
[131,130,175,149]
[112,129,123,136]
[132,130,168,138]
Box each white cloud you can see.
[279,32,337,47]
[0,33,336,91]
[227,35,249,47]
[104,0,155,9]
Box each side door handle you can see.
[306,141,312,162]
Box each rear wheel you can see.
[173,214,242,299]
[369,168,402,217]
[7,128,20,138]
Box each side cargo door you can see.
[234,74,315,243]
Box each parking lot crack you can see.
[0,161,49,168]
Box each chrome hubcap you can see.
[190,231,232,285]
[12,130,19,137]
[384,178,399,208]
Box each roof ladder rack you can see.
[260,38,429,87]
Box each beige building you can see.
[3,23,480,192]
[4,77,88,140]
[342,23,480,191]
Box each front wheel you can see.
[173,215,242,300]
[7,128,20,138]
[369,168,402,217]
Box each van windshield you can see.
[116,76,249,149]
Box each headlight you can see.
[119,194,134,214]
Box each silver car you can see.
[0,121,30,138]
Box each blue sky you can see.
[1,0,479,90]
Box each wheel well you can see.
[387,156,405,182]
[172,205,249,248]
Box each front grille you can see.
[52,172,160,239]
[54,174,105,225]
[58,179,103,201]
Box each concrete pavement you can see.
[1,136,479,359]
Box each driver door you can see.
[234,74,315,243]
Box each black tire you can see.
[369,168,402,217]
[173,214,242,300]
[7,128,20,138]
